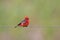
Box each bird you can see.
[15,16,29,28]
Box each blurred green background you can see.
[0,0,60,40]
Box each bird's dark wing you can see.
[18,20,26,26]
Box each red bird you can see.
[15,16,29,28]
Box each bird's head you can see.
[25,16,29,20]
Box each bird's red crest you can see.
[25,16,29,20]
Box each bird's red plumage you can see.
[20,20,29,27]
[15,16,29,28]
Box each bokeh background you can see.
[0,0,60,40]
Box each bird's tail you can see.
[14,26,17,28]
